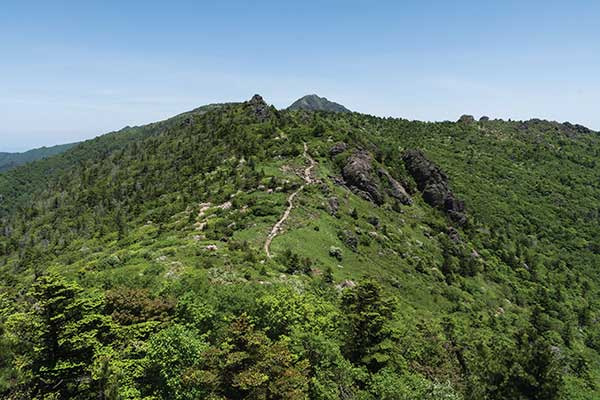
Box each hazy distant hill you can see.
[0,142,77,172]
[287,94,351,113]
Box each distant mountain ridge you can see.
[0,103,231,174]
[287,94,351,113]
[0,142,77,172]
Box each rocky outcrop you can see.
[329,142,348,157]
[517,119,595,138]
[378,168,412,205]
[402,150,447,190]
[403,149,466,224]
[328,197,339,216]
[458,114,475,124]
[338,230,358,252]
[336,280,356,290]
[342,151,384,205]
[334,146,412,207]
[562,122,593,135]
[245,94,271,122]
[479,116,490,122]
[447,227,461,243]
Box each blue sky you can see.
[1,1,599,151]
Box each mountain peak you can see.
[245,94,271,122]
[249,94,267,105]
[287,94,351,113]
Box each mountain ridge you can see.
[0,94,599,399]
[0,142,78,172]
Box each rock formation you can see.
[329,142,348,157]
[378,168,412,205]
[332,144,413,207]
[246,94,271,122]
[403,149,466,224]
[342,150,384,205]
[328,196,340,216]
[457,114,475,124]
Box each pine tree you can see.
[341,279,395,371]
[27,274,109,398]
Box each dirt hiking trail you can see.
[264,142,315,258]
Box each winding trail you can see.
[264,142,315,258]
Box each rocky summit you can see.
[287,93,351,113]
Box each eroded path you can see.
[264,142,315,258]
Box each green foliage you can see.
[5,274,111,399]
[255,286,340,338]
[279,248,313,274]
[341,280,395,372]
[143,324,207,400]
[193,314,310,399]
[367,368,463,400]
[105,287,175,325]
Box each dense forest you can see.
[0,95,599,399]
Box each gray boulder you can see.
[329,142,348,157]
[403,149,466,224]
[342,151,384,205]
[328,197,340,216]
[378,168,412,205]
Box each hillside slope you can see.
[0,95,599,400]
[0,142,77,172]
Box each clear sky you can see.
[1,0,599,152]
